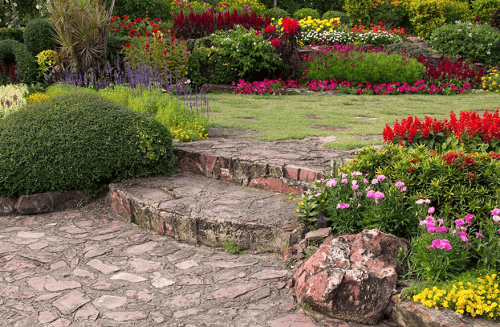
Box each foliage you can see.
[222,238,241,254]
[36,50,59,80]
[409,212,474,281]
[213,0,266,16]
[492,8,500,29]
[368,0,410,30]
[304,49,424,85]
[0,28,24,42]
[50,0,110,70]
[171,0,212,16]
[106,0,172,20]
[0,39,38,85]
[348,144,500,222]
[173,10,270,39]
[472,0,500,24]
[23,18,55,57]
[411,272,500,319]
[383,110,500,153]
[293,8,320,20]
[0,83,27,118]
[188,25,283,85]
[401,0,474,39]
[322,10,351,25]
[25,91,51,103]
[344,0,372,25]
[429,22,500,68]
[482,69,500,92]
[121,33,190,83]
[265,7,290,19]
[0,92,176,197]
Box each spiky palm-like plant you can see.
[50,0,114,70]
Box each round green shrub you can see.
[0,28,24,42]
[293,8,320,20]
[23,18,55,57]
[0,92,176,197]
[429,22,500,67]
[322,10,351,25]
[265,7,290,19]
[0,39,38,84]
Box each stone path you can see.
[0,199,399,327]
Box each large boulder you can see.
[293,229,408,325]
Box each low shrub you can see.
[0,39,38,85]
[0,28,24,42]
[171,0,212,16]
[293,8,320,20]
[322,10,351,25]
[344,0,371,25]
[482,69,500,92]
[0,83,27,118]
[429,22,500,67]
[368,0,410,30]
[106,0,172,20]
[402,0,474,39]
[23,18,55,57]
[0,92,176,197]
[188,25,283,85]
[472,0,500,24]
[265,7,290,20]
[213,0,266,16]
[304,48,424,85]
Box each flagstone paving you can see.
[0,199,398,327]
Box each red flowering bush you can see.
[173,10,270,39]
[109,15,168,38]
[418,55,485,88]
[383,109,500,152]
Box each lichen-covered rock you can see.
[293,229,408,325]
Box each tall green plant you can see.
[49,0,112,70]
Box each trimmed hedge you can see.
[0,39,38,84]
[0,92,176,197]
[23,18,55,57]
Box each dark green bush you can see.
[106,34,129,63]
[322,10,351,25]
[0,28,24,42]
[0,92,176,197]
[23,18,55,57]
[429,22,500,67]
[0,39,38,84]
[106,0,171,20]
[188,25,283,86]
[265,7,290,19]
[293,8,320,20]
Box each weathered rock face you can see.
[293,229,408,325]
[0,196,16,216]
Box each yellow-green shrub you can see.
[473,0,500,23]
[402,0,474,39]
[36,50,59,74]
[482,69,500,92]
[344,0,372,25]
[25,92,52,103]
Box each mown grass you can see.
[206,93,500,150]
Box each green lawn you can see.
[205,93,500,150]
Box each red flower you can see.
[270,38,281,48]
[171,36,175,42]
[410,157,419,163]
[281,17,300,34]
[163,50,167,55]
[407,167,416,173]
[124,42,131,47]
[152,28,158,33]
[137,33,142,37]
[475,16,481,22]
[178,37,183,41]
[264,25,276,34]
[145,43,150,49]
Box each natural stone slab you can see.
[207,283,261,300]
[103,311,147,322]
[45,279,81,292]
[125,241,158,255]
[173,308,205,319]
[304,227,331,242]
[204,260,259,268]
[86,259,120,274]
[17,231,45,238]
[92,295,127,310]
[52,290,90,315]
[168,292,201,308]
[48,318,71,327]
[110,272,146,283]
[251,269,288,280]
[38,311,58,324]
[74,306,99,321]
[150,272,175,288]
[268,314,317,327]
[0,285,33,298]
[175,260,198,270]
[128,258,162,272]
[0,196,16,216]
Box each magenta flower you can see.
[437,218,444,224]
[376,174,386,181]
[395,181,405,188]
[427,226,437,233]
[455,219,465,226]
[336,203,350,209]
[426,216,435,224]
[351,171,362,176]
[419,220,427,226]
[491,208,500,216]
[341,178,348,184]
[428,239,452,250]
[475,232,484,238]
[464,214,474,224]
[428,207,435,214]
[437,226,448,233]
[351,185,359,190]
[326,179,337,188]
[458,231,468,242]
[400,187,407,192]
[363,178,368,183]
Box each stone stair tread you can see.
[108,171,301,252]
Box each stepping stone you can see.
[52,290,89,315]
[110,272,146,283]
[128,258,161,272]
[86,259,120,274]
[125,241,158,255]
[207,283,261,300]
[92,295,127,310]
[175,260,198,270]
[103,311,147,322]
[251,269,288,280]
[38,311,58,324]
[74,306,99,321]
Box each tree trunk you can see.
[273,0,277,8]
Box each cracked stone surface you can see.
[0,199,397,327]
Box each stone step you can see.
[174,135,356,194]
[107,171,301,253]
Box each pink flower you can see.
[464,214,474,224]
[351,171,362,176]
[458,231,468,242]
[400,187,407,192]
[336,203,350,209]
[491,208,500,216]
[371,179,378,184]
[341,178,348,184]
[419,220,427,226]
[376,174,386,181]
[428,207,435,214]
[437,218,444,224]
[493,215,500,222]
[427,226,437,233]
[475,232,484,238]
[351,185,359,190]
[326,179,337,188]
[428,239,452,250]
[363,178,368,183]
[437,226,448,233]
[455,219,465,227]
[426,216,435,224]
[395,181,405,188]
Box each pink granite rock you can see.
[293,229,407,325]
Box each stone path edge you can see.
[107,183,300,253]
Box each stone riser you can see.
[107,183,300,253]
[174,148,323,194]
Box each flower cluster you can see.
[109,15,166,38]
[412,274,500,319]
[418,56,484,88]
[298,17,340,33]
[280,17,300,34]
[382,109,500,151]
[482,69,500,93]
[233,78,297,95]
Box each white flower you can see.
[13,2,17,6]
